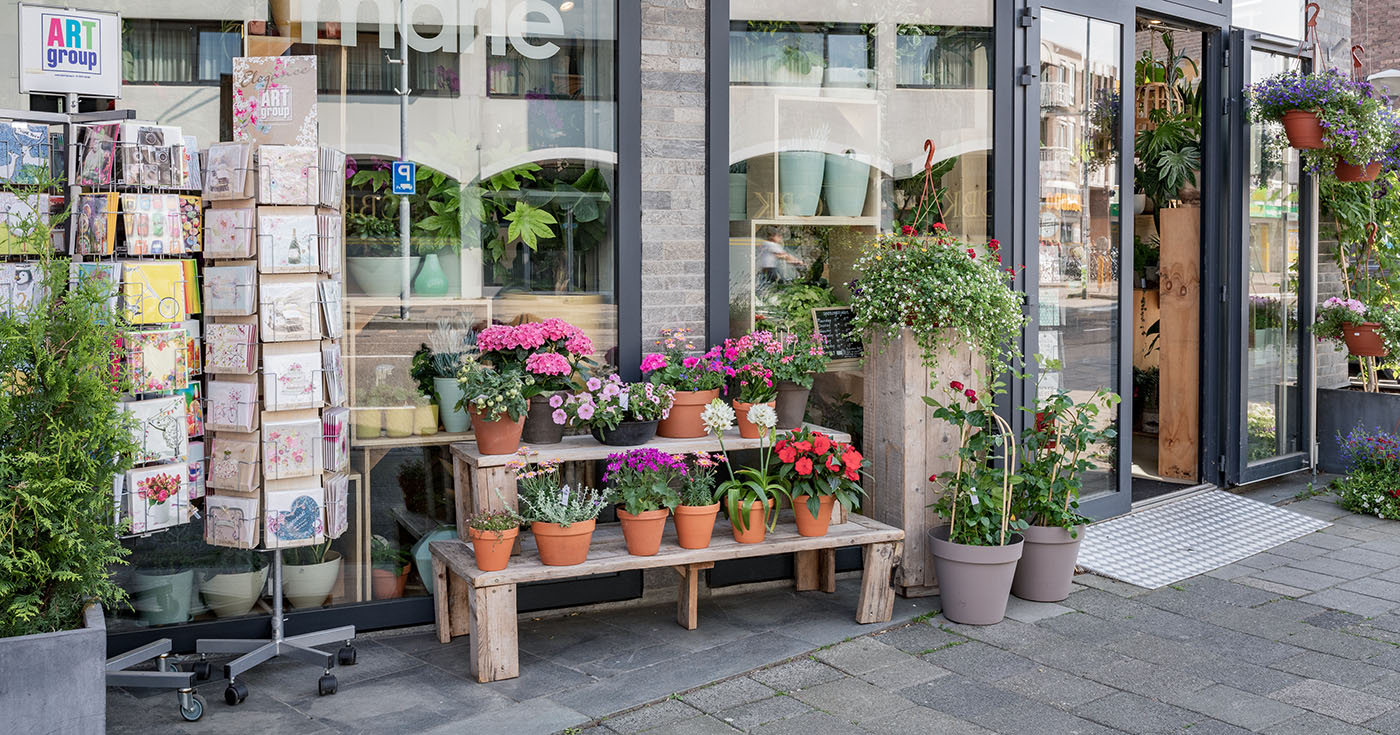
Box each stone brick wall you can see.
[1352,0,1399,72]
[639,0,711,346]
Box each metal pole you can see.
[397,0,411,314]
[271,551,284,643]
[65,92,79,255]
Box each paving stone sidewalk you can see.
[572,493,1400,735]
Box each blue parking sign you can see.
[392,161,416,195]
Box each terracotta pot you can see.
[531,519,595,566]
[371,567,408,600]
[929,526,1023,625]
[617,508,669,556]
[1335,160,1382,182]
[1011,525,1085,602]
[731,498,776,544]
[774,381,811,429]
[469,408,526,455]
[733,400,776,439]
[1280,109,1325,149]
[1343,322,1389,358]
[468,526,519,572]
[522,394,565,444]
[792,494,835,537]
[591,420,658,446]
[674,502,721,549]
[657,389,720,438]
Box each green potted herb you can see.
[466,509,521,572]
[370,535,413,600]
[457,356,529,454]
[511,453,607,566]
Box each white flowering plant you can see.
[553,373,675,431]
[508,451,607,527]
[702,399,791,533]
[851,227,1025,373]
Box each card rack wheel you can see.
[318,674,337,696]
[224,680,249,706]
[337,644,357,666]
[192,660,214,682]
[179,692,206,722]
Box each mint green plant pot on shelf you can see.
[435,377,470,433]
[729,173,748,220]
[822,153,870,217]
[778,151,825,216]
[413,252,450,297]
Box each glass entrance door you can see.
[1227,33,1314,483]
[1032,3,1133,518]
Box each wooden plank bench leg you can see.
[673,562,714,630]
[433,555,451,643]
[468,582,519,682]
[856,541,902,624]
[794,550,819,591]
[819,548,837,593]
[449,572,472,639]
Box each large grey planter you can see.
[775,380,811,429]
[0,603,106,733]
[1011,524,1084,602]
[929,525,1023,625]
[1317,386,1400,473]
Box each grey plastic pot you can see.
[774,380,811,429]
[1010,524,1085,603]
[522,393,565,444]
[929,525,1023,625]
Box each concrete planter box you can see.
[1317,387,1400,473]
[0,604,106,733]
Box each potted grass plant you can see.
[604,448,685,556]
[925,376,1027,625]
[370,534,413,599]
[466,509,521,571]
[1011,357,1119,602]
[457,355,529,454]
[675,452,727,549]
[555,373,675,446]
[703,399,790,543]
[643,328,728,438]
[512,452,608,566]
[775,426,867,537]
[412,318,477,433]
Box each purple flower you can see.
[552,408,567,425]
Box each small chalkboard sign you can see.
[812,307,862,360]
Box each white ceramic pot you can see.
[201,566,269,618]
[282,551,342,608]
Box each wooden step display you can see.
[862,328,983,597]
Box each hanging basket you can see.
[1343,322,1389,358]
[1280,110,1326,149]
[1334,161,1382,182]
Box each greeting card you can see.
[204,264,257,316]
[207,379,259,432]
[205,494,260,549]
[262,417,320,480]
[0,121,51,184]
[179,196,202,252]
[258,208,319,272]
[325,473,349,539]
[182,319,204,375]
[263,348,324,411]
[122,396,189,463]
[318,212,342,275]
[76,193,117,255]
[120,193,183,255]
[322,343,347,406]
[125,463,189,534]
[121,261,188,324]
[320,148,347,208]
[320,279,344,338]
[232,56,319,147]
[208,434,259,493]
[70,262,119,317]
[120,122,182,187]
[204,142,254,200]
[76,123,118,186]
[203,207,255,258]
[263,482,326,549]
[179,384,205,438]
[0,262,46,317]
[125,328,189,393]
[322,407,349,473]
[182,260,201,314]
[259,277,320,342]
[205,322,258,374]
[187,441,206,500]
[0,192,50,255]
[181,135,202,190]
[258,146,319,205]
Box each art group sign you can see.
[17,3,122,98]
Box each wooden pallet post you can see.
[467,583,519,682]
[1158,205,1200,481]
[856,541,902,623]
[863,329,982,597]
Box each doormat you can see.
[1077,490,1331,589]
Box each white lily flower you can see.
[747,403,777,431]
[700,399,735,433]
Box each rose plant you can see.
[924,375,1026,547]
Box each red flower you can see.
[794,440,813,453]
[826,455,842,472]
[796,457,814,476]
[813,434,832,455]
[844,467,861,482]
[778,445,797,464]
[966,248,976,259]
[950,380,964,391]
[928,473,938,482]
[841,448,863,471]
[964,389,978,402]
[932,222,947,231]
[901,224,915,235]
[988,238,1000,250]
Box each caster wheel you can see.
[337,645,357,666]
[318,674,338,696]
[193,661,213,681]
[180,693,206,722]
[224,681,249,706]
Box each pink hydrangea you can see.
[565,332,594,357]
[476,324,515,352]
[526,352,571,376]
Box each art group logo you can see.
[40,12,102,76]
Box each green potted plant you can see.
[1332,424,1400,519]
[924,376,1027,625]
[603,448,685,556]
[361,383,419,439]
[774,426,867,537]
[282,541,342,608]
[413,393,437,436]
[674,452,726,549]
[475,320,595,445]
[124,519,202,626]
[412,318,477,433]
[200,547,268,618]
[466,509,521,572]
[457,356,529,454]
[1314,297,1398,362]
[642,328,728,438]
[1011,357,1119,602]
[345,217,415,298]
[370,534,413,599]
[767,35,824,87]
[702,399,790,543]
[1250,67,1398,181]
[555,373,675,446]
[511,452,607,566]
[1134,108,1200,211]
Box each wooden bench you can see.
[430,511,905,682]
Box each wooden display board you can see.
[1158,205,1200,481]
